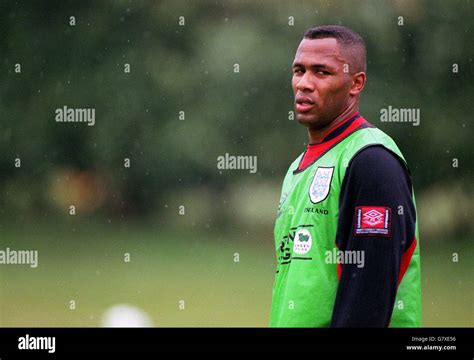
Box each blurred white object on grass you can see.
[101,304,153,327]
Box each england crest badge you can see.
[309,166,334,204]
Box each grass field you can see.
[0,220,472,327]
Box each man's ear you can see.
[349,72,366,96]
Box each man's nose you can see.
[296,73,315,92]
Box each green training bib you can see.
[269,126,422,327]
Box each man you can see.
[269,25,421,327]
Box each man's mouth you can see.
[295,96,315,113]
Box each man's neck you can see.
[308,105,359,145]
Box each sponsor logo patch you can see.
[293,228,313,255]
[354,206,391,236]
[309,167,334,204]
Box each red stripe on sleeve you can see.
[398,237,417,286]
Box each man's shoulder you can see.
[287,151,305,171]
[347,145,411,186]
[340,124,408,167]
[352,144,403,167]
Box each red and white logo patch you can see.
[354,206,391,236]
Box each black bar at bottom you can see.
[0,328,471,357]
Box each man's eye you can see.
[317,70,329,75]
[293,69,303,74]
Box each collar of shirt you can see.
[296,112,370,172]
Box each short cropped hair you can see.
[303,25,367,73]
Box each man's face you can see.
[292,37,353,128]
